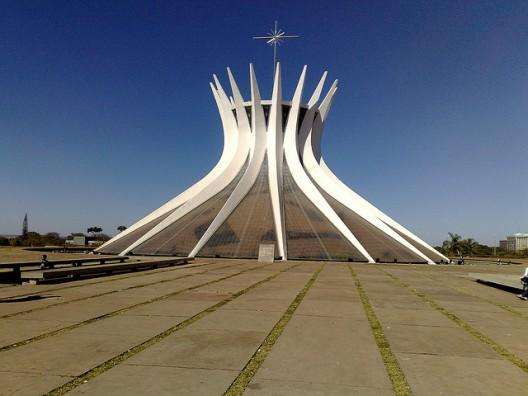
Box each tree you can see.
[460,238,478,256]
[442,232,462,255]
[42,232,65,246]
[87,227,103,236]
[0,236,9,246]
[117,225,127,233]
[19,232,42,247]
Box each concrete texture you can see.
[67,365,237,395]
[0,260,527,395]
[245,379,395,396]
[0,371,72,396]
[126,328,268,370]
[249,265,393,393]
[469,273,525,292]
[397,353,528,396]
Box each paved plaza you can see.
[1,259,527,395]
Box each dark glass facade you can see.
[320,191,426,263]
[97,208,179,254]
[199,157,277,258]
[389,226,445,262]
[283,162,366,261]
[131,161,247,256]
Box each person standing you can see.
[517,267,528,300]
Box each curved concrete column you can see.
[189,64,268,257]
[283,66,374,262]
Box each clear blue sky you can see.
[1,1,527,246]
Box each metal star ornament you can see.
[253,21,300,69]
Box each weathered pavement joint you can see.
[380,268,528,374]
[0,262,268,353]
[0,261,235,320]
[224,263,324,396]
[44,263,300,396]
[349,265,413,396]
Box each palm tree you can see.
[117,225,127,233]
[461,238,478,256]
[443,232,462,255]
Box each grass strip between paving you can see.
[348,265,413,396]
[224,263,324,396]
[44,262,299,396]
[0,261,235,320]
[0,262,265,353]
[382,269,528,374]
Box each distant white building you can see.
[65,236,87,246]
[506,233,528,252]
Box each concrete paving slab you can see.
[295,300,366,319]
[12,300,130,322]
[397,352,528,396]
[191,308,281,332]
[222,296,297,313]
[415,285,483,298]
[472,326,528,360]
[0,331,145,377]
[195,273,308,298]
[253,314,391,389]
[222,276,311,311]
[384,324,499,358]
[170,289,234,301]
[67,364,237,396]
[0,370,72,396]
[373,307,457,327]
[469,273,524,292]
[245,378,393,396]
[127,328,267,370]
[295,267,364,321]
[461,287,528,308]
[452,309,527,328]
[515,306,528,314]
[0,318,75,347]
[4,272,230,322]
[300,286,360,301]
[0,294,70,317]
[424,293,487,303]
[122,297,218,317]
[286,263,321,274]
[368,297,432,311]
[439,301,507,313]
[82,292,166,307]
[107,274,224,298]
[73,314,185,336]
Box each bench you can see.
[0,256,129,283]
[21,257,193,284]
